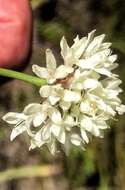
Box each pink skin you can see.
[0,0,32,68]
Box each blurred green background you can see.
[0,0,125,189]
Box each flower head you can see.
[3,30,125,154]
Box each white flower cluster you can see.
[3,30,125,154]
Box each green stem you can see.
[0,68,47,87]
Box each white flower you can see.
[3,112,28,141]
[2,30,125,154]
[70,69,100,90]
[78,50,114,77]
[80,115,108,137]
[70,133,82,146]
[63,90,81,102]
[39,84,63,105]
[30,113,77,152]
[2,103,49,141]
[32,49,73,84]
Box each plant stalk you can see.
[0,68,47,87]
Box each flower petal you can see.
[33,112,47,127]
[80,101,91,114]
[3,112,26,124]
[55,65,73,79]
[39,85,52,98]
[41,126,50,141]
[58,128,65,144]
[47,138,57,155]
[80,129,89,143]
[72,36,87,58]
[83,79,99,89]
[86,30,96,47]
[23,104,42,115]
[71,134,82,146]
[10,123,26,141]
[49,96,60,105]
[46,49,57,72]
[60,36,70,59]
[116,105,125,115]
[86,34,105,55]
[32,65,49,79]
[51,124,61,137]
[63,90,81,102]
[95,120,108,129]
[59,101,71,111]
[80,116,93,132]
[50,109,62,124]
[95,68,112,77]
[64,115,75,126]
[33,129,45,147]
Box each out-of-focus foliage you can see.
[37,21,69,43]
[0,0,125,190]
[31,0,47,9]
[0,165,61,182]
